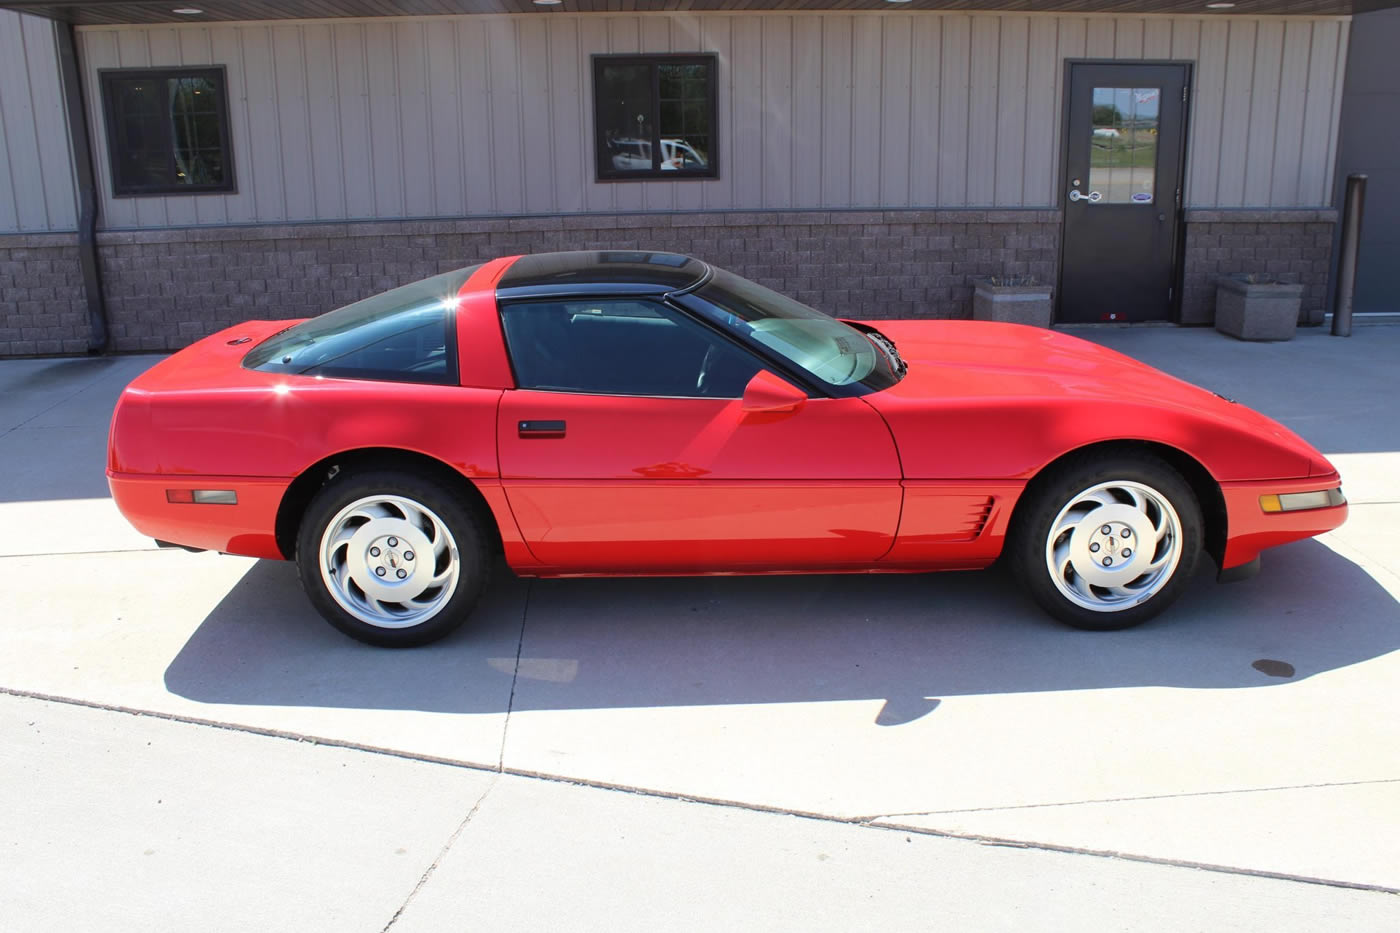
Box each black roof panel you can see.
[497,250,709,295]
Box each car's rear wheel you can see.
[295,470,490,647]
[1010,454,1202,631]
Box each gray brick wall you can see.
[0,234,91,357]
[92,209,1062,353]
[1180,210,1336,326]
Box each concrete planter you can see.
[971,278,1054,328]
[1214,275,1304,341]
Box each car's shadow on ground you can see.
[164,538,1400,718]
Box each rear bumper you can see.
[1219,473,1348,571]
[108,471,291,560]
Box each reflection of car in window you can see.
[609,137,707,171]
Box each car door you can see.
[495,297,902,572]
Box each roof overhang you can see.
[3,0,1397,27]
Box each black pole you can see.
[1331,173,1367,338]
[54,21,109,353]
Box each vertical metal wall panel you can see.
[0,14,78,232]
[879,16,913,209]
[1243,21,1284,207]
[907,15,941,208]
[547,18,586,216]
[730,16,764,210]
[1270,21,1312,207]
[332,23,375,221]
[966,16,999,206]
[819,15,852,208]
[1187,19,1228,209]
[762,16,795,210]
[1216,19,1257,206]
[790,15,824,210]
[938,15,970,207]
[850,15,883,208]
[994,16,1028,207]
[62,11,1353,233]
[1023,17,1058,206]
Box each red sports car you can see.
[108,251,1347,646]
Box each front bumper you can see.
[1218,473,1348,573]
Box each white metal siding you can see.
[76,11,1350,230]
[0,12,76,233]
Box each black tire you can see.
[1009,453,1203,631]
[295,469,491,647]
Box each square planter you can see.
[1214,275,1304,341]
[971,278,1054,328]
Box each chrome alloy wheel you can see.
[318,494,461,629]
[1044,480,1183,613]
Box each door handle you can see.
[518,420,566,438]
[1069,189,1102,203]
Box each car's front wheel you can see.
[1010,454,1203,631]
[295,470,490,647]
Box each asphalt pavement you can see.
[1,322,1397,930]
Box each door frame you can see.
[1056,59,1194,324]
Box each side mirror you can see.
[741,370,806,414]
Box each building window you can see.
[99,67,235,196]
[593,55,717,181]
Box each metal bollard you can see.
[1331,173,1367,337]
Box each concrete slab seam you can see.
[864,819,1400,897]
[6,687,1398,900]
[495,579,532,770]
[379,772,500,933]
[859,776,1400,819]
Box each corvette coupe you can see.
[108,251,1347,647]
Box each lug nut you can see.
[375,567,386,577]
[370,547,380,557]
[1089,542,1100,553]
[396,568,407,579]
[1102,557,1113,566]
[1122,548,1132,558]
[388,537,398,547]
[403,551,414,561]
[1121,528,1131,539]
[1102,525,1112,535]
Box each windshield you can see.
[684,268,901,394]
[243,266,480,384]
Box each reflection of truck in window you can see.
[609,138,708,171]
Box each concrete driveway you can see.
[1,325,1398,930]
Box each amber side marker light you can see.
[1260,488,1346,513]
[166,489,238,505]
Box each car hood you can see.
[857,320,1335,480]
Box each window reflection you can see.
[595,56,715,179]
[1089,87,1159,204]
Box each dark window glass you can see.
[99,67,236,196]
[594,55,717,181]
[244,266,481,386]
[501,299,761,398]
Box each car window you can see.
[684,267,901,395]
[243,266,478,384]
[500,299,763,398]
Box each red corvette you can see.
[108,252,1347,646]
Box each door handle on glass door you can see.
[1069,189,1102,203]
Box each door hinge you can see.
[1182,85,1189,102]
[1168,286,1174,301]
[1175,187,1182,209]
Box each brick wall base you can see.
[91,210,1061,353]
[1,208,1345,358]
[1180,210,1336,326]
[0,233,91,357]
